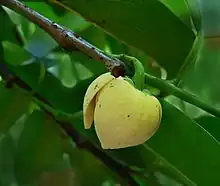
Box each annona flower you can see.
[83,72,162,149]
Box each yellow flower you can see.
[83,72,162,149]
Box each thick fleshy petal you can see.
[83,72,115,129]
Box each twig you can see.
[145,73,220,118]
[0,0,126,78]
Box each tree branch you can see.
[0,0,126,78]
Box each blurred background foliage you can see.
[1,0,220,185]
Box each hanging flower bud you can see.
[83,72,162,149]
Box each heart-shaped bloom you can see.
[83,73,162,149]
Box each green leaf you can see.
[0,82,31,134]
[22,2,90,58]
[14,110,64,184]
[2,41,32,66]
[7,61,95,113]
[71,25,110,75]
[0,6,21,44]
[36,143,75,186]
[0,41,3,62]
[52,0,195,78]
[25,2,91,32]
[161,0,201,32]
[0,133,17,186]
[147,100,220,186]
[165,96,205,120]
[58,54,77,87]
[196,115,220,142]
[37,168,75,186]
[56,53,94,87]
[168,37,220,120]
[70,51,106,76]
[68,148,121,186]
[49,25,108,76]
[2,7,22,25]
[195,115,220,142]
[24,27,58,58]
[185,0,202,31]
[160,0,192,28]
[80,25,107,50]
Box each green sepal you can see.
[27,62,46,97]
